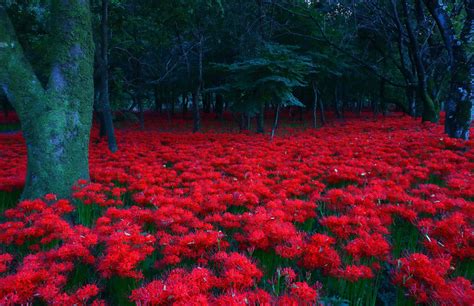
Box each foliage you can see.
[214,43,313,114]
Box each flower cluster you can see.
[0,113,473,304]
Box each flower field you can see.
[0,114,473,305]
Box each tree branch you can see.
[0,6,46,119]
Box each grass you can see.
[74,200,106,227]
[0,123,20,132]
[0,189,21,216]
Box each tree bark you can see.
[182,94,188,118]
[402,0,439,123]
[407,86,417,117]
[391,0,418,118]
[98,111,106,137]
[312,81,318,128]
[0,1,95,199]
[154,86,162,112]
[334,81,342,118]
[271,104,281,140]
[380,79,387,116]
[256,105,264,134]
[137,96,145,130]
[215,93,224,119]
[99,0,117,152]
[192,90,201,132]
[203,92,211,113]
[423,0,473,139]
[318,95,326,125]
[192,35,203,133]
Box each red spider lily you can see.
[0,114,472,304]
[299,234,341,274]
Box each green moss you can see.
[1,2,95,199]
[421,92,439,123]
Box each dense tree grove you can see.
[0,1,473,305]
[1,0,472,198]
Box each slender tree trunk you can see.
[167,101,172,121]
[391,0,418,119]
[215,93,224,119]
[312,82,318,128]
[170,98,175,116]
[271,104,281,140]
[98,111,106,137]
[182,94,188,118]
[154,87,162,112]
[334,81,342,118]
[137,96,144,130]
[407,86,417,117]
[0,1,95,199]
[340,82,346,118]
[203,92,211,113]
[372,96,378,115]
[402,0,438,123]
[239,113,246,131]
[192,35,203,133]
[319,95,326,125]
[99,0,117,152]
[192,90,201,132]
[380,79,387,116]
[256,105,264,133]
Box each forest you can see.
[0,0,473,305]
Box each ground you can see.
[0,112,473,305]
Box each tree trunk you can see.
[170,98,175,116]
[334,81,342,118]
[22,114,91,199]
[372,96,378,115]
[391,0,418,119]
[215,93,224,119]
[99,0,117,152]
[239,113,246,132]
[256,105,264,133]
[0,1,95,199]
[192,35,203,133]
[271,104,281,140]
[402,0,438,123]
[137,96,145,130]
[182,94,188,118]
[380,79,387,116]
[154,87,162,113]
[319,95,326,125]
[192,90,201,132]
[203,92,211,113]
[407,86,417,117]
[423,0,473,139]
[98,111,106,137]
[312,82,318,128]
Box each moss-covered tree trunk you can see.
[0,1,94,199]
